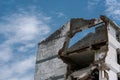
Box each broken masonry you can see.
[35,15,120,80]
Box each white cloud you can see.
[0,44,12,62]
[88,0,120,21]
[0,13,50,44]
[0,55,35,80]
[13,56,35,74]
[55,12,67,18]
[88,0,100,9]
[51,11,67,18]
[105,0,120,20]
[0,10,51,53]
[17,43,35,52]
[0,10,51,80]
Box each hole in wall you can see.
[69,27,96,48]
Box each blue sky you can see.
[0,0,120,80]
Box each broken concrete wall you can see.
[58,16,111,80]
[66,24,108,70]
[34,17,100,80]
[69,24,107,51]
[34,22,70,80]
[106,22,120,80]
[35,16,120,80]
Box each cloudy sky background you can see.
[0,0,120,80]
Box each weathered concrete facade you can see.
[35,16,120,80]
[34,22,70,80]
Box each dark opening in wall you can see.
[118,73,120,80]
[116,32,120,42]
[118,77,120,80]
[90,68,99,80]
[117,49,120,65]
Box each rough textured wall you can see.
[106,24,120,80]
[34,16,120,80]
[34,17,103,80]
[34,22,70,80]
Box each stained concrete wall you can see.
[106,23,120,80]
[34,16,120,80]
[34,22,70,80]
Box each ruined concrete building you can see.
[35,16,120,80]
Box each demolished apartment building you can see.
[35,16,120,80]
